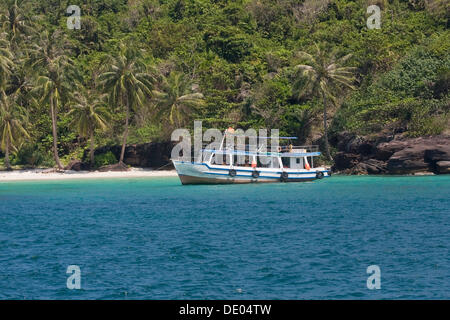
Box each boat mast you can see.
[208,128,230,164]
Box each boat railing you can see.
[172,145,321,162]
[278,145,319,153]
[201,145,321,157]
[200,142,319,152]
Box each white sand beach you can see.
[0,168,178,182]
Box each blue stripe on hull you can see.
[178,174,318,185]
[174,160,331,175]
[204,171,319,180]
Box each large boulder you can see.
[359,159,387,174]
[387,158,430,174]
[387,146,430,174]
[335,132,374,155]
[332,134,450,175]
[123,143,174,168]
[385,136,450,174]
[424,145,450,163]
[333,152,361,171]
[436,161,450,174]
[375,140,409,161]
[65,160,90,171]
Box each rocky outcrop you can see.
[359,159,387,174]
[84,142,175,169]
[122,142,174,168]
[385,136,450,174]
[65,160,90,171]
[332,133,450,175]
[375,140,410,161]
[333,152,361,171]
[335,132,376,156]
[436,161,450,174]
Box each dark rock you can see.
[65,160,90,171]
[352,163,369,175]
[436,161,450,174]
[123,143,174,168]
[335,132,376,157]
[333,134,450,175]
[333,152,361,171]
[336,132,362,152]
[85,142,175,169]
[344,136,365,153]
[360,159,387,174]
[387,158,430,174]
[340,163,370,175]
[375,140,409,161]
[424,145,450,162]
[385,136,450,174]
[358,142,375,156]
[387,144,432,174]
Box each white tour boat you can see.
[172,129,331,185]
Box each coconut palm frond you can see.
[291,44,358,160]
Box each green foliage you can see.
[94,151,117,168]
[335,35,450,137]
[154,71,206,129]
[13,144,54,167]
[204,25,253,62]
[0,0,448,168]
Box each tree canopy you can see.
[0,0,448,168]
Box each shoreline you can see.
[0,168,178,182]
[0,168,443,183]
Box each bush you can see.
[334,42,450,136]
[94,151,117,168]
[13,145,54,168]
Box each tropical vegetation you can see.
[0,0,448,169]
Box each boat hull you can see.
[173,160,330,185]
[178,174,316,185]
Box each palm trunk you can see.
[90,130,95,165]
[50,97,64,169]
[322,93,332,161]
[119,96,129,164]
[4,135,11,170]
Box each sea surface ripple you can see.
[0,175,449,299]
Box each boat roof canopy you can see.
[225,134,298,140]
[202,149,321,157]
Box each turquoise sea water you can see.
[0,175,449,299]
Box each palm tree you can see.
[154,71,205,128]
[99,43,154,164]
[293,44,356,160]
[67,90,109,165]
[0,91,29,170]
[0,0,33,49]
[29,31,73,169]
[0,35,13,91]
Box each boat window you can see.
[281,157,290,168]
[258,156,280,168]
[211,153,231,165]
[233,155,250,167]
